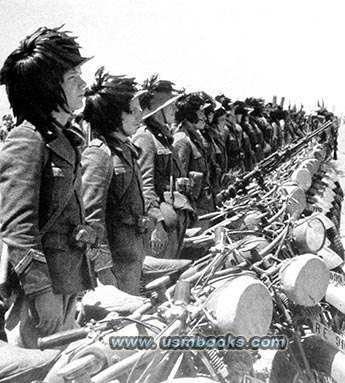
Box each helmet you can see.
[175,93,205,124]
[140,74,184,120]
[84,67,141,135]
[0,26,92,130]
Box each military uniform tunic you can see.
[81,132,146,295]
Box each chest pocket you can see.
[112,161,134,203]
[155,147,171,176]
[190,141,208,175]
[228,133,241,154]
[44,161,74,203]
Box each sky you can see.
[0,0,345,118]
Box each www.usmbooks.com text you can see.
[109,333,287,351]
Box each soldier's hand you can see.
[33,289,64,335]
[151,221,168,255]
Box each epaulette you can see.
[17,121,58,143]
[88,138,112,157]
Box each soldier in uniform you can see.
[233,102,256,172]
[0,26,93,348]
[81,68,147,295]
[225,108,246,176]
[246,97,272,158]
[269,106,285,150]
[212,106,229,174]
[133,75,194,259]
[173,93,216,220]
[199,94,222,195]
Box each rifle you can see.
[217,120,333,203]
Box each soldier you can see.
[173,93,216,220]
[198,93,222,194]
[225,107,246,176]
[133,75,194,259]
[212,106,229,174]
[82,68,147,295]
[246,97,272,158]
[0,26,94,347]
[269,106,286,150]
[232,102,256,172]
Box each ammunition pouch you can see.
[160,202,178,232]
[70,224,102,249]
[163,191,194,213]
[162,190,196,232]
[175,177,191,195]
[188,171,204,200]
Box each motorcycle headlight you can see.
[292,216,326,254]
[205,275,273,337]
[282,183,306,217]
[279,253,329,306]
[291,167,312,192]
[301,158,320,176]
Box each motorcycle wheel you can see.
[290,370,336,383]
[270,353,337,382]
[269,336,343,383]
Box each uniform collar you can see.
[106,131,141,159]
[145,117,174,146]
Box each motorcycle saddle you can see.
[0,340,59,383]
[142,256,192,280]
[81,285,146,321]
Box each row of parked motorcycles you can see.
[3,119,345,383]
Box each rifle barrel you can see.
[218,119,333,202]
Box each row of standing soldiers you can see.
[76,75,340,275]
[78,84,338,225]
[187,94,309,197]
[0,26,339,350]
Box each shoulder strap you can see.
[40,143,78,239]
[40,186,76,238]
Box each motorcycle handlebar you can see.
[37,327,90,350]
[38,298,156,350]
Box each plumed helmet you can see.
[175,92,205,124]
[196,91,216,117]
[140,74,184,119]
[215,93,232,111]
[84,67,142,135]
[86,66,139,98]
[214,106,226,121]
[0,25,92,130]
[245,97,265,117]
[232,101,248,116]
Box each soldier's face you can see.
[217,115,227,129]
[195,109,206,130]
[122,97,143,136]
[207,112,214,123]
[61,66,86,112]
[161,102,177,125]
